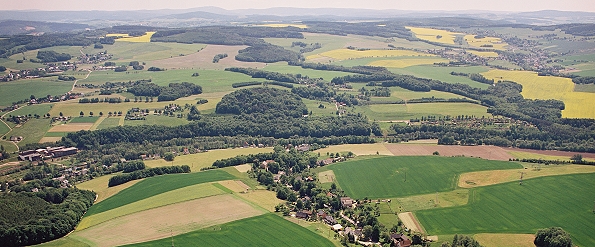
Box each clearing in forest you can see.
[107,32,156,43]
[72,194,264,247]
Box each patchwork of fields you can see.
[307,48,434,61]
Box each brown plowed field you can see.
[503,147,595,159]
[385,144,513,161]
[149,45,266,70]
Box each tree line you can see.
[127,81,202,102]
[108,165,190,187]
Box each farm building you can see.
[341,197,354,208]
[296,210,312,219]
[18,147,78,161]
[344,227,363,242]
[390,233,412,247]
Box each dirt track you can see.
[398,212,424,233]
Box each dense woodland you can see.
[0,187,95,246]
[127,81,202,101]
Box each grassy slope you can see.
[416,173,595,247]
[84,169,235,216]
[144,148,273,171]
[0,79,72,108]
[125,214,335,247]
[350,102,489,121]
[9,118,52,147]
[263,62,353,81]
[331,156,521,199]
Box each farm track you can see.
[0,107,21,152]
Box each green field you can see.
[416,173,595,247]
[7,118,52,147]
[330,156,521,199]
[69,116,99,123]
[0,120,10,136]
[263,62,353,81]
[124,115,190,127]
[574,84,595,93]
[126,214,335,247]
[82,42,206,64]
[44,132,68,137]
[387,65,491,89]
[84,169,235,216]
[8,104,52,117]
[303,99,337,116]
[95,117,121,129]
[0,79,73,107]
[79,69,264,93]
[350,102,490,121]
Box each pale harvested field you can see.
[234,164,252,173]
[77,183,225,230]
[406,26,463,45]
[219,180,249,193]
[318,170,336,183]
[76,175,142,203]
[72,194,263,247]
[38,137,62,143]
[474,233,535,247]
[384,144,513,161]
[458,164,595,188]
[398,212,424,233]
[468,50,499,58]
[316,143,393,156]
[505,147,595,160]
[307,48,433,61]
[149,44,267,70]
[237,190,283,212]
[48,123,93,132]
[464,35,508,51]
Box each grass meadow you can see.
[263,62,353,81]
[307,48,434,61]
[8,104,52,117]
[482,69,595,119]
[367,57,448,68]
[126,214,335,247]
[84,169,235,216]
[330,156,521,199]
[95,117,121,129]
[349,102,489,121]
[416,173,595,247]
[8,118,52,147]
[0,79,72,107]
[83,42,206,64]
[69,116,99,123]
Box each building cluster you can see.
[0,62,76,82]
[18,146,78,162]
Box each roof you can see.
[332,224,343,231]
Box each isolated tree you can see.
[59,112,63,117]
[99,112,103,116]
[570,154,583,162]
[79,111,84,117]
[163,152,175,161]
[534,227,573,247]
[89,112,93,116]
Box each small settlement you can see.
[18,146,78,162]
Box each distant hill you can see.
[0,20,89,35]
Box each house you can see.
[295,210,312,220]
[341,197,354,208]
[324,215,337,225]
[332,224,343,231]
[390,233,412,247]
[296,144,310,152]
[317,210,327,219]
[319,158,334,166]
[344,227,362,242]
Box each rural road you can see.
[72,70,92,92]
[0,107,21,152]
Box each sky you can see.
[1,0,594,12]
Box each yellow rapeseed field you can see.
[106,32,155,43]
[468,50,499,58]
[482,70,595,119]
[368,58,448,68]
[258,24,308,28]
[306,48,433,60]
[406,26,463,45]
[464,35,508,51]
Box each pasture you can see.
[307,48,434,61]
[124,115,190,127]
[367,58,449,68]
[48,123,93,132]
[264,62,353,81]
[0,78,72,108]
[386,65,491,89]
[473,234,535,247]
[415,173,595,247]
[77,182,227,230]
[83,42,206,64]
[148,44,267,70]
[330,156,521,199]
[7,118,51,147]
[406,26,463,45]
[8,104,52,117]
[95,117,121,129]
[352,102,489,121]
[69,116,99,123]
[384,144,513,161]
[126,214,335,247]
[84,169,235,216]
[237,189,284,212]
[143,147,273,171]
[482,69,595,119]
[73,194,264,247]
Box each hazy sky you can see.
[1,0,594,12]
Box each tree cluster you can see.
[127,81,202,102]
[35,50,72,63]
[534,227,573,247]
[108,165,190,187]
[215,87,307,117]
[236,44,300,63]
